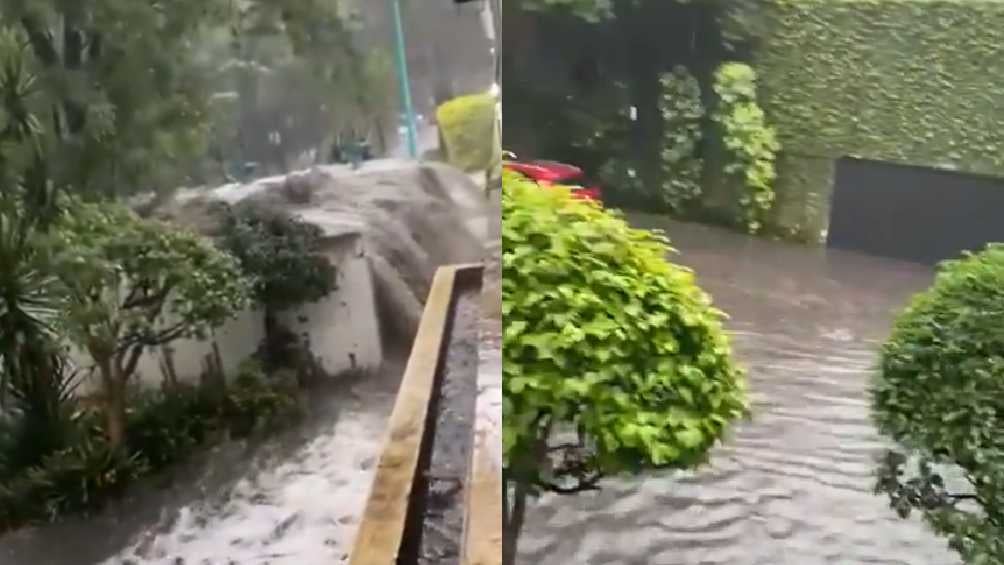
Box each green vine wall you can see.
[748,0,1004,239]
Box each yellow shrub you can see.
[436,92,500,173]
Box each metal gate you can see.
[827,157,1004,265]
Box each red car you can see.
[503,154,603,202]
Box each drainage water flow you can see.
[518,218,963,565]
[413,289,479,565]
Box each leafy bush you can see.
[44,198,251,448]
[873,245,1004,563]
[0,435,147,529]
[215,204,336,369]
[125,387,220,468]
[712,62,780,234]
[436,91,501,173]
[223,360,300,438]
[0,359,300,531]
[658,66,705,213]
[501,171,746,559]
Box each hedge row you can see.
[744,0,1004,237]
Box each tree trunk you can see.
[97,355,127,449]
[264,306,279,349]
[502,478,529,565]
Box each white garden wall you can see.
[75,233,382,394]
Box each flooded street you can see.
[519,216,962,565]
[0,358,405,565]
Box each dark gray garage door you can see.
[827,157,1004,265]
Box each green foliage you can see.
[207,0,393,178]
[0,358,300,530]
[712,62,779,234]
[223,360,300,438]
[0,434,148,529]
[751,0,1004,235]
[0,0,234,196]
[502,172,746,493]
[125,387,220,469]
[46,199,251,363]
[42,199,250,446]
[216,204,336,312]
[658,66,705,213]
[436,91,501,173]
[873,245,1004,563]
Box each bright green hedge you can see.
[502,169,747,490]
[436,91,501,173]
[747,0,1004,237]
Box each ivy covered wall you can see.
[747,0,1004,241]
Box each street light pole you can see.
[390,0,419,159]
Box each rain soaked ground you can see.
[518,216,962,565]
[0,356,406,565]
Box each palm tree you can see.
[0,26,76,470]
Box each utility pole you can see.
[390,0,419,158]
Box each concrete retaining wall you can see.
[76,233,382,393]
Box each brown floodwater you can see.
[518,216,962,565]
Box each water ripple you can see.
[517,219,961,565]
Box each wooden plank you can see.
[349,266,458,565]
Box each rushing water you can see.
[417,290,480,565]
[0,359,405,565]
[519,216,962,565]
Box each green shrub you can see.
[502,171,746,484]
[502,171,746,559]
[874,245,1004,563]
[223,360,300,438]
[712,62,780,234]
[0,435,147,529]
[215,204,336,370]
[658,66,705,213]
[125,387,220,468]
[0,357,300,531]
[436,91,501,173]
[44,198,251,449]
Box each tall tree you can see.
[0,0,234,197]
[208,0,395,177]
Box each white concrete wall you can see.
[279,234,383,375]
[74,234,382,394]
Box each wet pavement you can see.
[518,215,962,565]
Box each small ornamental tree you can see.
[44,200,251,448]
[873,245,1004,563]
[501,170,747,564]
[215,204,336,365]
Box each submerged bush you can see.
[0,434,148,528]
[502,172,747,560]
[223,360,300,438]
[125,387,220,468]
[874,245,1004,562]
[0,359,300,531]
